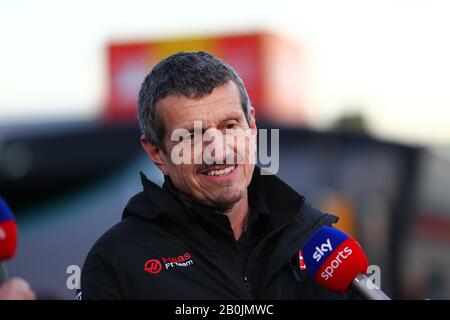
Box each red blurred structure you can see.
[104,33,307,125]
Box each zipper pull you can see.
[242,275,253,295]
[289,259,302,283]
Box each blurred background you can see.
[1,0,449,299]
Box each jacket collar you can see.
[123,166,306,230]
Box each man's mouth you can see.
[199,165,237,177]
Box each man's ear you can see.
[140,135,170,175]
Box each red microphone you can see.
[0,196,17,284]
[302,226,390,300]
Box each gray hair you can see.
[137,51,251,150]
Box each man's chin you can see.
[207,190,245,212]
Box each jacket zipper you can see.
[242,198,305,298]
[242,275,252,296]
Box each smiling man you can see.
[80,51,349,299]
[143,78,257,240]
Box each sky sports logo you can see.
[312,238,353,280]
[144,252,194,275]
[302,227,383,293]
[312,238,333,262]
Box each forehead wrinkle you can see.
[170,99,242,131]
[157,82,243,132]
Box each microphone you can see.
[0,196,17,285]
[302,226,390,300]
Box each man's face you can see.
[141,81,257,210]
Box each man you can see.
[81,51,348,299]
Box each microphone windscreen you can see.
[302,226,368,293]
[0,197,17,260]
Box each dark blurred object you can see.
[331,111,370,135]
[0,120,141,213]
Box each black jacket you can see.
[80,167,349,299]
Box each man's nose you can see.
[204,131,233,164]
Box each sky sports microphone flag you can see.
[0,196,17,261]
[302,226,368,294]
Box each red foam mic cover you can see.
[0,220,17,260]
[314,238,369,293]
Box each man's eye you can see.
[226,122,237,129]
[182,133,194,140]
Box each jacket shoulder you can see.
[80,216,170,299]
[85,214,170,259]
[299,202,339,226]
[281,202,340,240]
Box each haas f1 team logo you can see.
[144,259,162,274]
[144,252,193,275]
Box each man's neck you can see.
[164,176,250,240]
[222,191,249,241]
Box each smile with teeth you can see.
[205,165,237,176]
